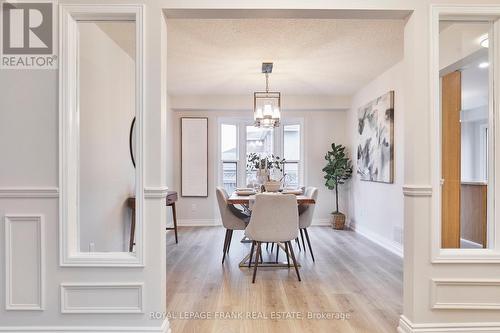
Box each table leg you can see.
[129,208,136,252]
[238,242,300,268]
[166,203,179,244]
[172,203,178,244]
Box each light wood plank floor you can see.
[166,226,402,333]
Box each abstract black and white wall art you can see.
[357,91,394,183]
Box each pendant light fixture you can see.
[254,62,281,128]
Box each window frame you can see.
[219,123,240,192]
[279,120,305,188]
[217,117,304,191]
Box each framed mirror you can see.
[438,19,494,250]
[59,5,144,266]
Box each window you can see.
[218,119,303,192]
[283,124,301,188]
[246,126,274,185]
[220,124,238,193]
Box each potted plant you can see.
[322,143,353,229]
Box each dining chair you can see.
[299,187,319,262]
[245,193,301,283]
[216,187,248,264]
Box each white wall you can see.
[78,22,136,252]
[347,61,405,256]
[169,105,349,226]
[170,94,351,111]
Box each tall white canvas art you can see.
[357,91,394,183]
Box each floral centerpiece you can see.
[246,153,285,190]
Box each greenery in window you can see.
[246,153,285,173]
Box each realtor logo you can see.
[1,1,57,69]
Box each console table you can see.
[127,191,179,252]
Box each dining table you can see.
[227,191,316,268]
[227,193,316,206]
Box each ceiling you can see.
[462,55,489,113]
[166,19,404,97]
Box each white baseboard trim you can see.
[350,224,403,258]
[311,218,331,226]
[177,219,222,227]
[398,315,500,332]
[0,319,170,333]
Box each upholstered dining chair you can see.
[299,187,319,262]
[245,193,301,283]
[216,187,248,264]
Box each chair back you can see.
[245,193,298,242]
[216,187,246,230]
[299,187,318,228]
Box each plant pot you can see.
[264,180,281,192]
[331,212,346,230]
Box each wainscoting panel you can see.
[5,215,45,310]
[432,279,500,310]
[0,187,59,198]
[60,283,143,313]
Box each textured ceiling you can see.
[166,19,404,96]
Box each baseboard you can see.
[350,224,403,258]
[0,319,170,333]
[177,219,221,227]
[398,315,500,332]
[311,218,331,226]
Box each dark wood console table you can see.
[127,191,179,252]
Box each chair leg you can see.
[222,229,230,264]
[295,237,301,251]
[275,244,280,263]
[248,241,255,268]
[287,241,301,282]
[172,203,178,244]
[300,229,306,253]
[271,243,274,252]
[266,242,269,251]
[304,228,315,262]
[252,242,261,283]
[226,230,233,254]
[285,242,290,268]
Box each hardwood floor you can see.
[166,226,402,333]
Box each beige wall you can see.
[169,106,349,225]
